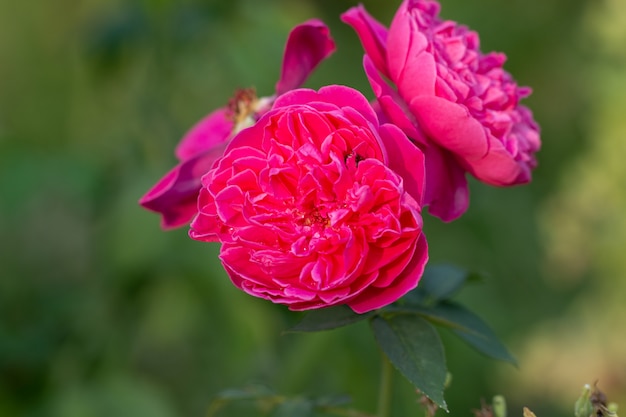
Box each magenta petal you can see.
[348,234,428,313]
[175,108,233,161]
[387,5,435,98]
[189,84,429,312]
[139,145,227,229]
[188,188,221,242]
[378,124,425,205]
[318,85,379,127]
[139,165,198,229]
[274,86,379,128]
[365,57,468,222]
[410,95,488,159]
[395,48,437,101]
[275,19,336,96]
[363,55,425,140]
[465,137,524,185]
[219,121,266,158]
[341,5,390,78]
[421,145,469,222]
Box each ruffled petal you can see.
[190,86,428,312]
[348,233,428,313]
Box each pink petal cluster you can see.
[342,0,541,221]
[139,20,336,229]
[189,86,428,313]
[140,5,542,312]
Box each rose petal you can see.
[341,5,390,78]
[387,3,436,98]
[274,86,380,129]
[464,135,525,185]
[363,55,426,143]
[275,19,336,96]
[410,95,488,158]
[348,233,428,313]
[345,0,540,220]
[175,108,233,160]
[191,85,428,312]
[140,145,227,229]
[421,144,469,222]
[378,124,425,205]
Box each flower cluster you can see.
[140,0,540,313]
[342,0,540,220]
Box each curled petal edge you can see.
[275,19,337,96]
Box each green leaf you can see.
[416,264,473,302]
[311,395,352,408]
[212,385,275,401]
[416,302,516,365]
[272,397,314,417]
[287,305,374,332]
[371,315,447,410]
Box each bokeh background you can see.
[2,0,625,416]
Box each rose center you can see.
[302,209,330,228]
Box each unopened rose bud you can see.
[574,384,594,417]
[607,402,619,417]
[492,395,507,417]
[523,407,537,417]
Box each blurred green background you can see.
[2,0,625,416]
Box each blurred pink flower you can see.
[342,0,541,221]
[190,85,428,313]
[140,20,336,228]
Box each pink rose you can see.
[189,85,428,313]
[139,20,336,228]
[342,0,541,221]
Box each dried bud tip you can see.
[523,407,537,417]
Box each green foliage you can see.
[288,305,374,332]
[408,302,516,365]
[207,387,365,417]
[407,264,482,305]
[372,315,447,410]
[272,397,314,417]
[0,0,597,415]
[290,264,515,410]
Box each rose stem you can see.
[377,352,393,417]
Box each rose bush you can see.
[189,85,428,313]
[139,20,336,228]
[342,0,541,221]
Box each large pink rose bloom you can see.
[342,0,541,221]
[139,20,336,228]
[190,86,428,313]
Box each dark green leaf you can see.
[371,315,447,410]
[272,397,314,417]
[397,264,486,308]
[417,264,471,302]
[213,385,274,401]
[311,395,352,408]
[287,305,374,332]
[416,302,516,365]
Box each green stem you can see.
[377,353,393,417]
